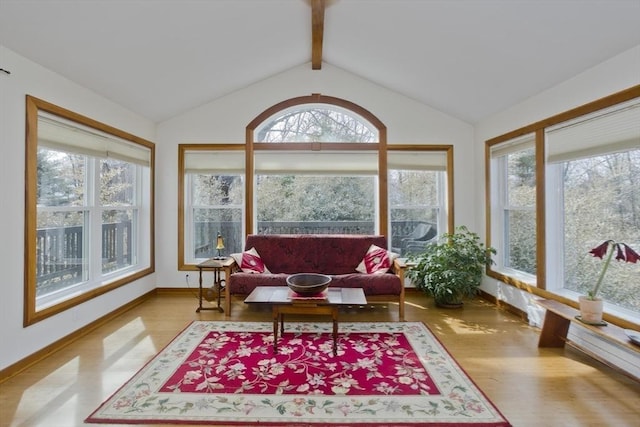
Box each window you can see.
[488,134,537,282]
[25,96,154,325]
[388,150,450,257]
[249,97,383,237]
[256,174,376,234]
[546,99,640,318]
[254,151,378,235]
[485,86,640,325]
[179,95,454,269]
[255,104,378,143]
[180,147,245,265]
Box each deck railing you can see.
[36,221,131,294]
[193,220,430,258]
[36,220,432,293]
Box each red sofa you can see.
[225,234,406,319]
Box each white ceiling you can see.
[1,0,639,124]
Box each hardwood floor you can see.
[1,290,639,427]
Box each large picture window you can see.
[485,86,640,326]
[25,96,154,325]
[545,99,640,318]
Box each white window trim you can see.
[490,144,537,282]
[36,156,148,311]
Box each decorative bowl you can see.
[286,273,332,296]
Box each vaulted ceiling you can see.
[1,0,639,124]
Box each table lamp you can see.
[214,232,225,259]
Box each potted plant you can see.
[407,226,496,307]
[581,240,639,324]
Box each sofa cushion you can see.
[356,244,399,274]
[230,247,271,274]
[229,272,290,295]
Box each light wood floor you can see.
[1,290,639,427]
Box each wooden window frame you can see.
[484,85,640,328]
[24,95,155,326]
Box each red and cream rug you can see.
[86,321,510,426]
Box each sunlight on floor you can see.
[405,300,429,310]
[102,316,149,360]
[15,356,80,420]
[467,355,600,378]
[442,317,500,334]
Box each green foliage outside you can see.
[563,151,640,312]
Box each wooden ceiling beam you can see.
[311,0,325,70]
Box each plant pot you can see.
[579,296,603,324]
[435,299,463,309]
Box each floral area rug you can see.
[86,321,511,426]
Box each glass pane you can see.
[388,170,442,256]
[102,209,134,273]
[499,146,536,276]
[36,210,87,297]
[37,148,85,206]
[256,107,377,143]
[256,175,375,235]
[388,170,439,207]
[506,210,536,275]
[193,208,243,256]
[562,151,640,312]
[101,158,135,206]
[192,175,243,206]
[507,148,536,207]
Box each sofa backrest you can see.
[244,234,388,274]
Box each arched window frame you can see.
[246,94,390,235]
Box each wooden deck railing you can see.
[36,221,131,294]
[193,220,431,258]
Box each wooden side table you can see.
[195,257,235,313]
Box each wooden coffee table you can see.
[244,286,367,356]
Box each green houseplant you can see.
[407,226,496,307]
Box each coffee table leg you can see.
[332,307,338,356]
[272,307,279,353]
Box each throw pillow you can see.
[230,247,270,274]
[356,244,399,274]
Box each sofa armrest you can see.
[392,258,408,283]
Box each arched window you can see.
[255,104,378,143]
[246,95,387,238]
[178,94,453,267]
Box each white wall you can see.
[474,45,640,377]
[0,46,157,370]
[155,63,475,288]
